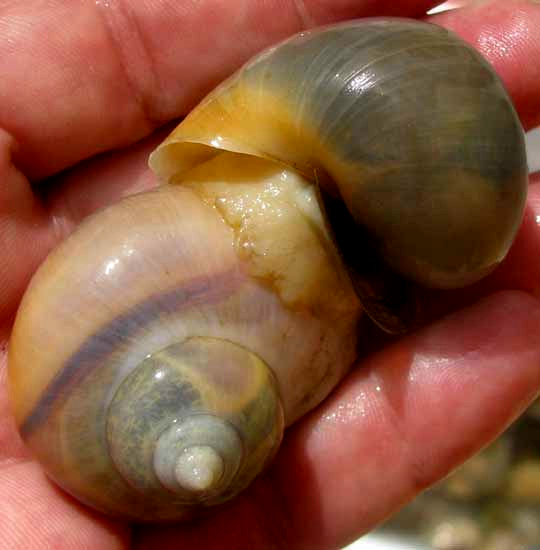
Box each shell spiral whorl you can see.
[107,337,283,507]
[9,179,358,521]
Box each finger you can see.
[135,290,540,549]
[427,0,540,130]
[0,0,439,181]
[0,131,54,335]
[0,461,130,550]
[42,130,165,233]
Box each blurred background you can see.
[346,2,540,548]
[527,128,540,174]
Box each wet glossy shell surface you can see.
[152,18,527,290]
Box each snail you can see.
[7,18,527,522]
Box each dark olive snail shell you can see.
[8,18,527,522]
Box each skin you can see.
[0,0,539,548]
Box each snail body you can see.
[8,19,527,522]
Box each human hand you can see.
[1,1,539,548]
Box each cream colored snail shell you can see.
[8,18,527,522]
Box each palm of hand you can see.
[1,1,540,549]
